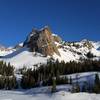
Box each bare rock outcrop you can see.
[24,26,60,56]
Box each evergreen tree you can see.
[51,78,56,93]
[95,74,100,85]
[69,76,72,84]
[93,84,100,93]
[75,83,80,92]
[93,74,100,93]
[86,52,95,59]
[82,82,89,92]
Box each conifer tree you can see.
[69,76,72,84]
[95,74,100,85]
[51,78,56,93]
[93,74,100,93]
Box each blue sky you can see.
[0,0,100,46]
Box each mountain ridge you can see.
[0,26,100,69]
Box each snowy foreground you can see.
[1,72,100,100]
[0,89,100,100]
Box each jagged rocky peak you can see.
[24,26,60,56]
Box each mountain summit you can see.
[24,26,60,56]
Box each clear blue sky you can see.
[0,0,100,46]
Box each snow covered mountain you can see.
[53,39,100,62]
[0,26,100,69]
[0,44,15,56]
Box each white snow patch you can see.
[0,47,48,69]
[0,89,99,100]
[53,48,80,62]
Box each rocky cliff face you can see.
[24,26,60,56]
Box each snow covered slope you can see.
[0,45,15,56]
[0,88,100,100]
[60,72,100,87]
[0,49,14,56]
[53,39,100,62]
[0,47,48,69]
[0,39,100,69]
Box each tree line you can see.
[20,59,100,90]
[0,58,100,93]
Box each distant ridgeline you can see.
[0,26,100,69]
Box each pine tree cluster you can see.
[0,61,18,90]
[20,59,100,90]
[0,59,100,93]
